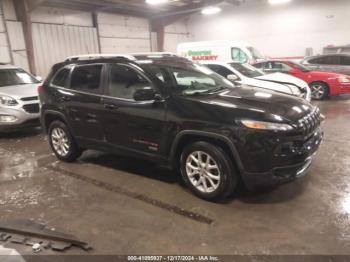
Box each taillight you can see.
[37,85,43,94]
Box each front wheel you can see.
[310,82,329,100]
[48,120,82,162]
[180,142,237,201]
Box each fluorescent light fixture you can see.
[146,0,168,5]
[201,6,222,15]
[268,0,292,4]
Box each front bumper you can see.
[0,106,40,131]
[240,127,323,189]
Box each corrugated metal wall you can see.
[98,13,151,53]
[0,2,12,64]
[32,23,99,77]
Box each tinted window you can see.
[0,69,39,87]
[309,57,324,64]
[323,56,341,65]
[231,48,248,63]
[266,62,292,73]
[70,65,103,93]
[108,64,151,99]
[206,64,233,78]
[253,63,265,69]
[229,63,264,77]
[52,68,70,87]
[340,56,350,66]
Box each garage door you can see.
[32,23,99,77]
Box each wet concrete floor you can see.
[1,96,350,256]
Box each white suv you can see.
[0,64,42,131]
[202,61,311,102]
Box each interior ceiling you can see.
[41,0,246,18]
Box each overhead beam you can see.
[26,0,47,11]
[13,0,36,74]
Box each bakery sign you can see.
[185,50,219,61]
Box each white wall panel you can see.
[5,21,28,70]
[32,23,99,77]
[98,12,151,53]
[2,0,16,21]
[31,7,93,27]
[164,20,190,53]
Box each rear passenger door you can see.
[53,64,106,143]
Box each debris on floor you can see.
[0,219,91,252]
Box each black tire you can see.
[180,141,237,202]
[48,120,82,162]
[310,82,329,100]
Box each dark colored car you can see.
[39,54,323,201]
[254,60,350,100]
[301,54,350,76]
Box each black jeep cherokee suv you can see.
[39,54,323,201]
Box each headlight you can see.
[239,119,293,131]
[0,95,18,106]
[337,76,350,83]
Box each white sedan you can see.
[202,61,311,102]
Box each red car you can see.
[254,60,350,100]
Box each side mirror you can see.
[36,76,43,82]
[133,87,160,101]
[227,74,239,81]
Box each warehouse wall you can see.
[164,20,191,53]
[97,13,151,53]
[30,6,99,77]
[0,1,11,63]
[0,0,29,71]
[187,0,350,58]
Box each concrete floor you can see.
[1,95,350,256]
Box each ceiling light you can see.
[146,0,168,5]
[201,6,222,15]
[268,0,292,5]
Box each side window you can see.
[309,57,324,64]
[323,56,341,65]
[206,64,234,78]
[340,56,350,66]
[270,62,292,73]
[70,64,103,94]
[52,68,70,87]
[253,63,264,69]
[231,48,248,63]
[108,64,151,100]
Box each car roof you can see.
[304,53,350,60]
[0,63,20,70]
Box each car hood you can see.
[186,85,314,123]
[255,72,309,89]
[0,83,40,99]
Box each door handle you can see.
[104,103,118,110]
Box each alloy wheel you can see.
[51,127,70,157]
[185,151,221,193]
[311,84,325,100]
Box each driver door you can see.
[100,63,167,155]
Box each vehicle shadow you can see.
[0,127,42,139]
[79,150,307,204]
[80,151,183,184]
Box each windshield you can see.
[247,47,264,60]
[0,69,39,87]
[289,62,311,72]
[229,63,265,78]
[141,62,235,96]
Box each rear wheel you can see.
[48,120,82,162]
[180,142,237,201]
[310,82,329,100]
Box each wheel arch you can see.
[169,130,244,173]
[42,110,73,134]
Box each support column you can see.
[13,0,36,74]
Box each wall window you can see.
[231,48,248,63]
[70,65,103,93]
[108,64,151,100]
[52,68,70,88]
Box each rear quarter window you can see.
[51,68,71,87]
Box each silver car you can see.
[301,54,350,76]
[0,64,41,131]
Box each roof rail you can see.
[65,54,136,62]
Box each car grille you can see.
[23,103,40,114]
[297,108,321,138]
[21,96,38,101]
